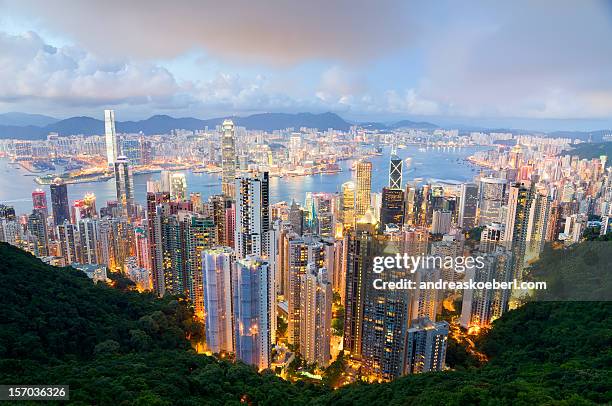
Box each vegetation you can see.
[1,241,610,405]
[566,142,612,163]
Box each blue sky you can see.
[1,0,612,131]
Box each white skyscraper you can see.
[235,172,270,260]
[104,109,119,166]
[202,247,235,354]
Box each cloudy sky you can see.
[1,0,612,130]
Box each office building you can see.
[355,160,372,217]
[221,119,237,197]
[459,183,478,229]
[104,109,119,166]
[50,178,70,226]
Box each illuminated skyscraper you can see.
[146,191,170,296]
[460,248,512,331]
[31,189,48,219]
[355,160,372,217]
[50,178,70,226]
[104,109,119,166]
[380,187,405,230]
[288,199,303,235]
[221,119,237,197]
[404,318,449,374]
[232,256,273,370]
[114,156,134,217]
[389,148,403,189]
[170,172,187,201]
[78,218,99,265]
[57,220,80,264]
[458,183,478,229]
[27,210,48,257]
[235,172,270,259]
[299,265,332,367]
[203,247,235,354]
[341,181,356,228]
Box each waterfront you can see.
[0,145,489,215]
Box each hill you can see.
[564,142,612,164]
[0,112,352,139]
[0,242,610,404]
[0,112,58,127]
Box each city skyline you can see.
[1,1,612,131]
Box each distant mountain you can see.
[0,112,58,127]
[0,112,351,139]
[391,119,438,129]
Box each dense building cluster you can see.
[0,110,610,384]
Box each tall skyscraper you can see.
[170,173,187,201]
[221,119,237,197]
[235,172,270,259]
[355,160,373,217]
[460,248,512,331]
[341,181,356,228]
[57,220,80,265]
[232,256,273,370]
[104,109,119,166]
[27,210,48,257]
[288,199,304,235]
[202,247,235,354]
[50,178,70,226]
[404,318,449,374]
[459,183,478,229]
[478,177,508,225]
[146,191,170,296]
[504,181,534,282]
[389,148,403,189]
[78,218,100,265]
[380,187,405,230]
[299,265,332,367]
[287,235,326,347]
[32,189,48,219]
[114,156,135,218]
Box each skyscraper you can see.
[380,187,405,230]
[221,119,237,197]
[57,220,80,265]
[389,148,403,190]
[114,156,135,218]
[104,109,119,166]
[299,265,332,367]
[341,181,356,228]
[50,178,70,227]
[235,172,270,259]
[27,210,48,257]
[458,183,478,229]
[504,181,534,282]
[478,177,508,225]
[460,248,512,331]
[170,173,187,201]
[146,191,170,296]
[232,255,273,370]
[78,218,100,265]
[404,318,449,374]
[202,247,235,354]
[32,189,48,219]
[355,160,372,218]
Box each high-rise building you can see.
[232,256,273,370]
[104,109,119,166]
[431,210,452,234]
[288,199,303,235]
[341,181,356,228]
[380,187,405,230]
[404,318,449,374]
[287,235,326,347]
[355,160,373,217]
[460,248,512,331]
[235,172,270,260]
[27,210,48,257]
[478,177,508,225]
[202,247,235,354]
[57,220,80,264]
[146,192,170,296]
[114,156,135,218]
[389,149,403,189]
[221,119,237,197]
[459,183,478,229]
[78,218,99,265]
[504,181,535,282]
[299,265,332,367]
[32,189,48,219]
[50,178,70,226]
[170,173,187,201]
[343,216,377,355]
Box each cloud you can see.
[6,0,413,65]
[0,31,180,107]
